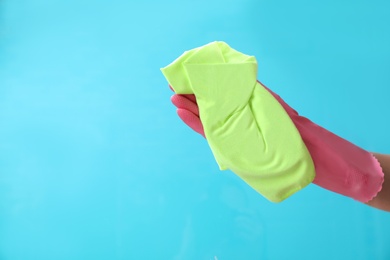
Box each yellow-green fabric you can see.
[161,41,315,202]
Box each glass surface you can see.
[0,1,389,259]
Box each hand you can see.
[169,82,385,209]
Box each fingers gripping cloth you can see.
[161,41,316,202]
[171,93,205,137]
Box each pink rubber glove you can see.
[171,93,205,137]
[170,82,384,203]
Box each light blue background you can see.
[1,0,390,259]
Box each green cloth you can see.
[161,41,315,202]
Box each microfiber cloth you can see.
[161,41,315,202]
[166,42,384,203]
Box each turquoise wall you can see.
[1,1,389,259]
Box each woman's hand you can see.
[168,84,388,211]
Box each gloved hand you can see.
[170,81,384,203]
[163,42,316,202]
